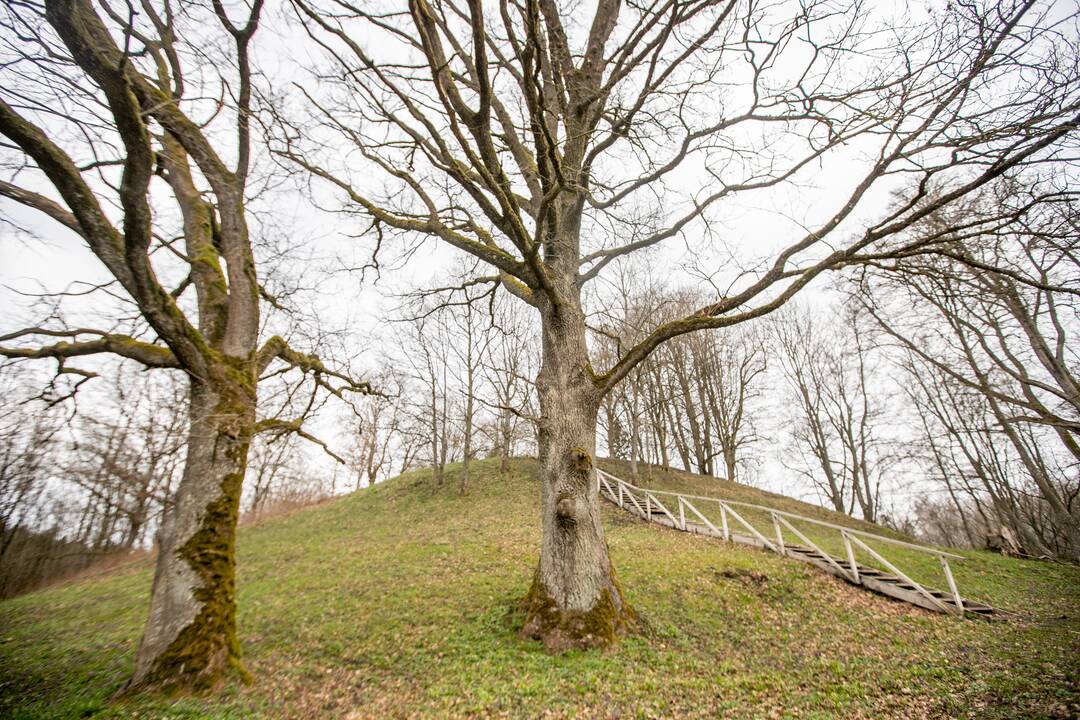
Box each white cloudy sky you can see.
[3,0,1052,513]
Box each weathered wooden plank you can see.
[595,467,992,618]
[645,491,679,527]
[847,534,954,615]
[777,514,854,582]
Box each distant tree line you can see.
[0,366,344,599]
[345,286,539,492]
[573,181,1080,561]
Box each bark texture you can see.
[128,368,256,692]
[521,304,636,651]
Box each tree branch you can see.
[0,328,179,368]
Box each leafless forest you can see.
[0,0,1077,694]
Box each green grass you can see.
[596,460,1074,612]
[1,457,1077,719]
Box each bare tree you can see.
[594,279,769,482]
[602,285,768,482]
[857,181,1080,557]
[0,0,371,690]
[243,433,336,519]
[245,434,297,519]
[279,0,1079,648]
[594,269,665,480]
[0,365,184,597]
[479,297,538,471]
[400,313,457,486]
[694,325,769,484]
[0,367,62,575]
[775,305,893,522]
[63,369,187,550]
[345,367,407,489]
[900,353,1058,555]
[449,299,492,494]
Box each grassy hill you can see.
[1,458,1077,719]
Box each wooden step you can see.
[599,478,997,618]
[787,547,828,560]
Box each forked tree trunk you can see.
[127,370,255,692]
[520,306,636,651]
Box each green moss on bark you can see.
[519,570,637,653]
[135,470,247,693]
[128,371,255,694]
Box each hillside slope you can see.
[1,458,1077,719]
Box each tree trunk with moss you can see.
[128,368,256,692]
[0,0,375,696]
[521,301,636,651]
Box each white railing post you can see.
[681,497,722,537]
[939,555,964,614]
[777,515,852,581]
[594,467,981,616]
[843,531,859,583]
[771,512,785,553]
[848,535,951,614]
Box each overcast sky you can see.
[2,0,1041,514]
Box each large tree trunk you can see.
[127,371,255,692]
[520,306,636,651]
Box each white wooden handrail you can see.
[644,490,679,526]
[681,496,721,536]
[596,467,975,617]
[721,501,779,553]
[846,534,954,614]
[775,513,854,582]
[596,469,964,560]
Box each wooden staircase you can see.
[598,469,996,618]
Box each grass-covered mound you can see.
[1,458,1077,718]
